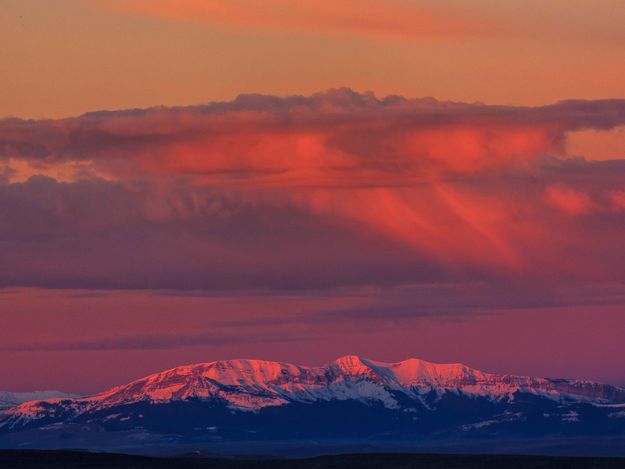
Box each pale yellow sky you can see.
[1,0,625,118]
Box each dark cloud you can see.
[1,90,625,180]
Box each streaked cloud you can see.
[96,0,489,40]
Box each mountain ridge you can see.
[0,391,77,414]
[4,355,625,417]
[2,355,624,451]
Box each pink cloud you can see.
[610,190,625,211]
[1,90,625,292]
[544,184,592,216]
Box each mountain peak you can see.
[332,354,368,367]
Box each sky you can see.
[1,0,625,394]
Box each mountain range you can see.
[1,356,625,455]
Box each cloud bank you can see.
[1,89,625,298]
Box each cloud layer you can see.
[1,89,625,305]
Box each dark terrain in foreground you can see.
[1,451,625,469]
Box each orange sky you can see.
[2,0,625,118]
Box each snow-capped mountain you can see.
[5,355,624,418]
[1,356,625,452]
[0,390,77,414]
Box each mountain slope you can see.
[0,391,77,414]
[1,356,624,450]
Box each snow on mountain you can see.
[5,355,625,426]
[0,391,77,413]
